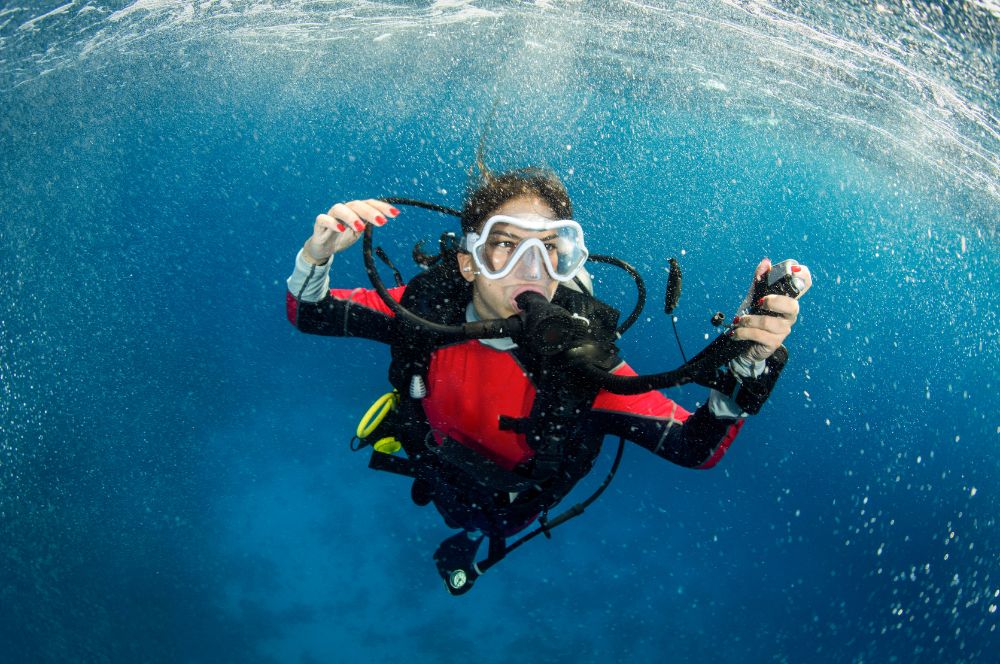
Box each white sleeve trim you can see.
[286,249,333,303]
[708,388,744,420]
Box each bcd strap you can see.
[362,394,540,495]
[427,436,538,493]
[521,357,603,482]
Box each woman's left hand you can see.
[730,258,812,363]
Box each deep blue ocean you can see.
[2,1,997,662]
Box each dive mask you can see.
[460,213,589,282]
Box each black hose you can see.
[588,254,645,336]
[578,333,748,394]
[375,246,405,287]
[363,225,528,341]
[381,197,460,218]
[671,317,688,363]
[361,226,467,338]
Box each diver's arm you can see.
[603,258,809,465]
[589,361,759,469]
[285,198,403,341]
[590,401,744,469]
[286,248,405,343]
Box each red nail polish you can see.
[389,207,400,216]
[375,215,387,225]
[733,316,741,325]
[791,265,802,273]
[755,298,765,306]
[353,221,364,232]
[336,223,346,232]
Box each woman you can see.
[286,168,811,594]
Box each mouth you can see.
[510,285,549,313]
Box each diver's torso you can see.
[392,267,613,498]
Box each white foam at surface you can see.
[0,0,995,203]
[701,78,729,92]
[17,1,77,31]
[109,0,190,23]
[969,0,1000,17]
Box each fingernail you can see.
[353,221,365,232]
[389,207,400,216]
[375,215,387,225]
[791,265,802,273]
[755,298,764,306]
[336,223,346,232]
[733,316,741,325]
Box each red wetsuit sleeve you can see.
[593,362,693,421]
[590,361,744,469]
[326,286,405,315]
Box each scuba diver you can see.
[285,167,812,595]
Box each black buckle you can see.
[498,415,530,434]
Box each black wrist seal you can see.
[716,346,789,415]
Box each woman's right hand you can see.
[303,199,400,265]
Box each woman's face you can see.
[457,195,561,320]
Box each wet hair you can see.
[460,166,574,234]
[413,165,574,268]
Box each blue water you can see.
[2,1,998,662]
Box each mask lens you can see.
[478,233,517,272]
[553,226,585,277]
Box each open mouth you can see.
[510,285,548,312]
